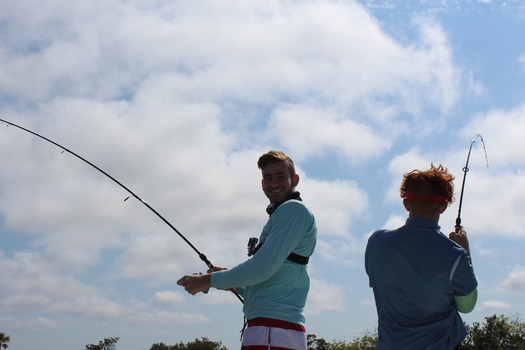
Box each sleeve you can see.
[364,235,373,287]
[365,231,381,288]
[454,288,478,313]
[211,201,313,289]
[450,248,478,296]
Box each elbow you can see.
[455,288,478,314]
[457,303,476,314]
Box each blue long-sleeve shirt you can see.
[211,200,317,325]
[365,216,478,349]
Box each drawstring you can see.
[240,317,248,341]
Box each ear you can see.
[439,202,447,214]
[291,174,300,188]
[403,199,411,212]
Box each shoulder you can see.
[366,229,389,248]
[277,200,314,217]
[270,200,317,234]
[369,228,395,240]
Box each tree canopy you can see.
[85,336,120,350]
[0,332,10,350]
[149,337,227,350]
[3,313,525,349]
[307,314,525,350]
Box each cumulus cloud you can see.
[307,278,347,315]
[455,105,525,238]
[2,316,58,331]
[479,300,513,310]
[268,105,391,163]
[153,291,186,305]
[1,1,522,349]
[0,251,127,319]
[499,266,525,292]
[128,310,209,325]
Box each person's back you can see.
[365,164,478,350]
[366,216,474,349]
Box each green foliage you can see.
[308,334,330,350]
[85,337,120,350]
[149,337,227,350]
[308,331,377,350]
[7,313,524,350]
[337,330,378,350]
[0,332,10,349]
[459,314,525,350]
[309,315,525,350]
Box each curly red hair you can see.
[400,163,455,205]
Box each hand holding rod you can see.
[0,118,244,303]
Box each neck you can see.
[409,211,440,222]
[266,190,302,216]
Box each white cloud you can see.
[381,214,406,231]
[153,291,186,305]
[0,251,128,318]
[499,266,525,292]
[384,107,525,239]
[2,316,58,331]
[479,300,513,310]
[128,310,209,325]
[0,1,523,349]
[304,177,369,238]
[307,278,347,315]
[386,148,439,203]
[269,105,391,163]
[453,105,525,238]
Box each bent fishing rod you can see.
[455,134,489,233]
[0,118,243,303]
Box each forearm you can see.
[454,288,478,313]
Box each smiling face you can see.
[261,161,300,204]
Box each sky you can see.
[1,0,525,349]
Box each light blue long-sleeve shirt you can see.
[211,200,317,325]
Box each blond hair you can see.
[257,150,296,177]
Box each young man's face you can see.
[261,161,299,204]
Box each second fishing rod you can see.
[0,117,244,303]
[455,134,489,233]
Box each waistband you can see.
[247,317,306,332]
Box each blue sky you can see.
[1,1,524,349]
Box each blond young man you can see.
[178,151,317,349]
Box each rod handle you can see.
[455,217,462,233]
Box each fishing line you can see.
[455,134,489,233]
[0,118,243,303]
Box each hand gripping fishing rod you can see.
[0,118,243,303]
[455,134,489,233]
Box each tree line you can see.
[1,314,524,349]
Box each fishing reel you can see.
[247,237,259,256]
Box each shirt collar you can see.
[406,216,441,231]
